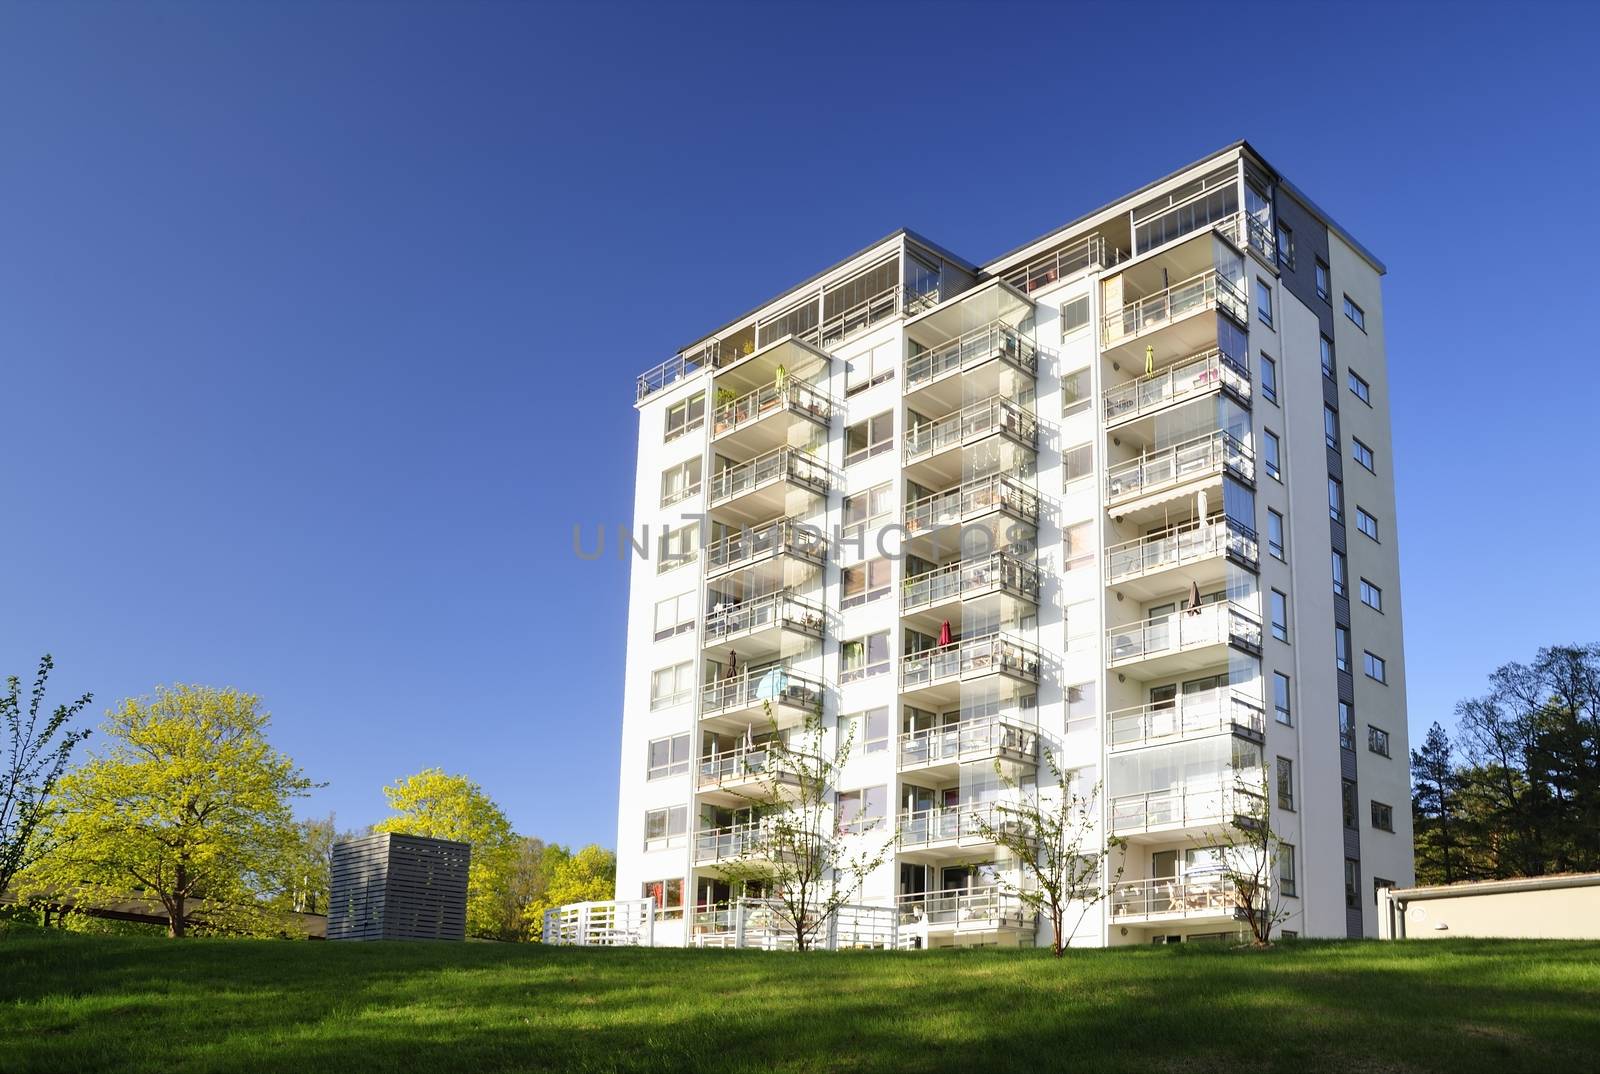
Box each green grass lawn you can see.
[2,923,1597,1074]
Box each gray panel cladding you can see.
[328,832,471,941]
[1272,190,1335,338]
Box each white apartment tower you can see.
[615,142,1412,948]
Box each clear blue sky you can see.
[3,2,1597,849]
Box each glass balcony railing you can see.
[1000,234,1125,295]
[905,395,1038,464]
[713,380,835,438]
[1104,430,1252,503]
[710,447,828,505]
[1109,873,1248,919]
[905,321,1038,391]
[1106,688,1266,751]
[1109,781,1265,835]
[1104,518,1259,586]
[700,666,825,718]
[1102,269,1248,347]
[705,518,825,574]
[898,716,1038,770]
[901,552,1040,613]
[698,743,816,790]
[896,803,1027,849]
[896,885,1033,929]
[704,590,825,644]
[1102,348,1250,426]
[1105,601,1262,666]
[899,633,1041,691]
[904,473,1039,534]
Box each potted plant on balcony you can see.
[714,387,738,434]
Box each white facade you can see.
[614,142,1412,948]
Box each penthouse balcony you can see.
[712,379,836,456]
[1106,688,1266,753]
[1105,601,1262,678]
[699,666,825,729]
[896,886,1035,934]
[709,447,828,519]
[1103,348,1250,429]
[1101,268,1247,351]
[1108,873,1250,926]
[901,552,1040,616]
[897,803,1027,859]
[897,716,1038,777]
[1104,518,1258,600]
[904,394,1038,468]
[998,233,1125,295]
[705,518,826,578]
[1109,781,1266,842]
[1104,431,1252,518]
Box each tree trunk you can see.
[170,861,187,938]
[1050,904,1064,957]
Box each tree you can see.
[1209,768,1295,947]
[1,655,92,898]
[532,844,616,934]
[973,747,1122,957]
[1410,723,1463,885]
[274,814,340,915]
[373,768,518,939]
[21,685,316,937]
[713,705,893,951]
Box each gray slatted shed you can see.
[328,832,471,941]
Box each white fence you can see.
[542,898,655,947]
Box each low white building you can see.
[1378,873,1600,940]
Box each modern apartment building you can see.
[615,141,1412,949]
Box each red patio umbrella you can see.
[938,620,952,647]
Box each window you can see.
[1060,296,1090,337]
[1364,651,1387,684]
[650,662,694,710]
[647,734,691,780]
[1267,509,1285,560]
[1279,843,1297,897]
[1270,590,1289,642]
[1332,550,1347,597]
[1276,756,1295,811]
[1263,429,1281,480]
[1061,366,1091,416]
[844,482,892,529]
[1368,724,1391,757]
[1273,672,1292,725]
[1338,701,1355,750]
[657,522,700,574]
[1065,599,1096,653]
[845,412,893,465]
[1324,404,1340,450]
[1360,579,1383,612]
[835,785,887,834]
[1371,801,1394,832]
[1315,259,1330,302]
[846,341,896,394]
[1066,681,1096,721]
[1344,858,1360,908]
[1063,521,1095,572]
[1276,222,1294,269]
[1063,442,1094,485]
[664,392,706,442]
[843,707,889,754]
[1341,780,1357,829]
[1343,295,1366,331]
[1352,438,1375,472]
[1356,507,1379,541]
[1348,370,1371,405]
[643,805,687,851]
[660,457,703,508]
[1336,626,1351,672]
[1256,278,1273,327]
[641,878,684,918]
[1320,334,1335,378]
[653,593,696,641]
[1260,354,1278,403]
[841,558,891,608]
[841,632,889,683]
[1328,477,1343,523]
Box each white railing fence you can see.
[543,898,655,947]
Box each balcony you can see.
[905,395,1038,467]
[1213,211,1277,268]
[999,233,1124,295]
[693,821,821,867]
[1109,781,1265,841]
[697,743,816,804]
[1101,269,1247,350]
[1104,431,1252,512]
[899,633,1041,696]
[1104,518,1259,600]
[897,803,1027,857]
[897,886,1035,933]
[703,590,824,652]
[709,447,828,517]
[700,666,824,727]
[898,716,1038,775]
[904,474,1039,539]
[712,379,835,454]
[1109,873,1249,925]
[1106,689,1266,752]
[905,320,1038,394]
[1103,348,1250,429]
[901,552,1040,615]
[1105,602,1262,677]
[705,518,825,578]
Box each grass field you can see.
[2,923,1597,1073]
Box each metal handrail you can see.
[896,803,1027,848]
[820,283,902,348]
[713,378,835,436]
[1109,782,1266,835]
[999,234,1126,294]
[1105,601,1263,665]
[705,518,825,573]
[903,473,1039,532]
[898,716,1038,769]
[710,446,829,503]
[905,320,1038,391]
[1104,430,1253,502]
[704,589,825,643]
[1106,688,1266,750]
[1102,348,1251,425]
[1104,518,1259,585]
[700,666,825,716]
[1101,269,1249,347]
[905,394,1038,463]
[899,632,1041,690]
[901,552,1040,612]
[698,742,818,788]
[896,885,1033,928]
[1109,873,1246,919]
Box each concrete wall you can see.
[1380,875,1600,940]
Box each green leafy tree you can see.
[374,768,517,939]
[21,685,316,937]
[1,655,92,898]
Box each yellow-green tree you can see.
[373,768,518,939]
[21,685,316,937]
[527,843,616,939]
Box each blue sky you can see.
[3,2,1597,849]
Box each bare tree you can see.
[1,655,91,897]
[711,702,892,951]
[972,745,1124,957]
[1207,768,1293,947]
